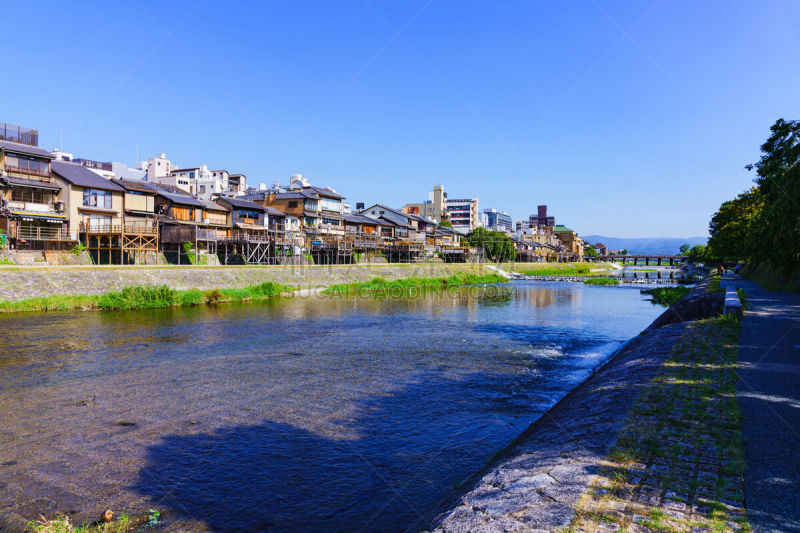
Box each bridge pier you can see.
[657,258,662,266]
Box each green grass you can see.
[323,273,507,295]
[0,281,294,314]
[641,286,691,306]
[706,275,724,293]
[584,277,620,286]
[0,256,15,265]
[26,508,160,532]
[515,261,615,277]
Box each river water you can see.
[0,281,663,532]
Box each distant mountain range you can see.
[581,235,707,255]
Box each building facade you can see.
[482,208,513,233]
[445,196,479,233]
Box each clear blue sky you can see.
[3,1,798,238]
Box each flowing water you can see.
[0,281,663,532]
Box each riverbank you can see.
[419,279,749,532]
[0,263,505,304]
[0,272,507,315]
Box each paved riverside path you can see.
[724,276,800,532]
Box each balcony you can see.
[7,201,58,213]
[14,226,72,241]
[80,222,158,235]
[5,165,51,179]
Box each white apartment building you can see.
[139,153,174,182]
[445,196,480,234]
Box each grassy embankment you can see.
[514,262,616,277]
[572,315,751,532]
[323,273,507,295]
[741,264,800,292]
[0,282,293,314]
[641,286,691,306]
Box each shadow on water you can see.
[131,371,527,533]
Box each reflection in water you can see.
[0,282,660,532]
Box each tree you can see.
[465,227,516,262]
[585,246,598,258]
[620,249,629,255]
[686,244,708,264]
[745,119,800,276]
[707,187,761,264]
[679,243,691,254]
[439,219,453,228]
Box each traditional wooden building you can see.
[52,160,151,264]
[0,140,71,249]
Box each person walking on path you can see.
[723,276,800,532]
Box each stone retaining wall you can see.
[0,263,492,302]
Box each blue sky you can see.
[3,1,799,238]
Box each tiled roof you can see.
[215,196,268,211]
[198,199,230,212]
[304,186,344,200]
[51,161,124,191]
[275,190,318,200]
[114,179,156,194]
[263,206,286,217]
[552,225,575,233]
[0,140,54,158]
[149,183,206,208]
[1,176,61,191]
[344,214,380,225]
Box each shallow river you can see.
[0,281,663,532]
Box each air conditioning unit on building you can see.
[55,202,64,212]
[203,218,210,224]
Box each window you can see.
[237,209,261,220]
[322,217,340,225]
[11,189,49,204]
[83,189,113,209]
[5,153,49,175]
[288,200,298,208]
[189,172,195,179]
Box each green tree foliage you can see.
[620,248,629,255]
[585,246,598,258]
[465,227,516,262]
[707,188,761,263]
[679,243,691,254]
[439,219,453,228]
[707,119,800,275]
[686,244,708,264]
[745,119,800,275]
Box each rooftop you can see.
[0,139,54,159]
[51,161,124,191]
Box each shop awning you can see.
[11,211,67,223]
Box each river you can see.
[0,281,664,532]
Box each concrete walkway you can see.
[723,275,800,532]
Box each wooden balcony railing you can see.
[80,223,158,235]
[5,166,51,179]
[14,226,72,241]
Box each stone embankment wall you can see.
[0,263,492,302]
[417,281,723,532]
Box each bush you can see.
[584,277,619,286]
[97,285,179,310]
[641,286,690,307]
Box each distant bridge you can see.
[598,254,686,266]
